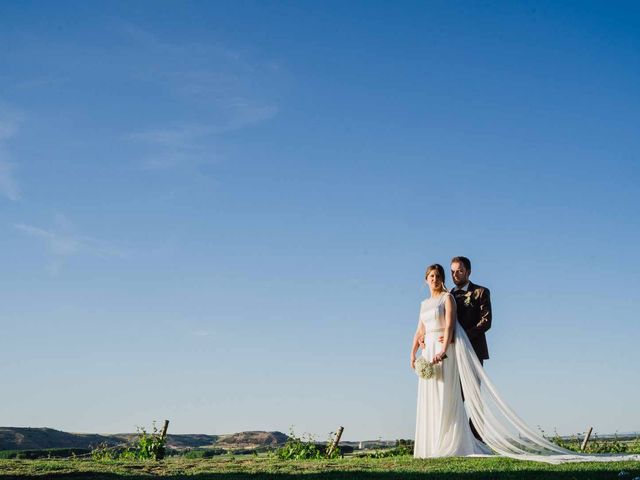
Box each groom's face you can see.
[451,262,470,287]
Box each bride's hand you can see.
[432,352,447,364]
[410,355,416,370]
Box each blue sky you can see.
[1,0,639,440]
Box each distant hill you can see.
[216,431,288,448]
[2,427,634,452]
[0,427,119,450]
[0,427,285,451]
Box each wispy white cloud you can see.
[130,99,278,148]
[129,124,213,150]
[14,213,124,274]
[119,23,284,170]
[0,109,23,201]
[15,224,80,256]
[15,75,67,90]
[118,21,246,69]
[128,102,277,172]
[0,155,20,201]
[192,329,211,338]
[224,100,279,132]
[139,152,202,171]
[0,117,20,139]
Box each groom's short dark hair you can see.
[451,256,471,271]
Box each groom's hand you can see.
[438,336,455,344]
[419,337,425,349]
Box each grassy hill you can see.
[0,455,639,479]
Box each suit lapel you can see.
[457,282,476,313]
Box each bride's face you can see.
[426,270,443,290]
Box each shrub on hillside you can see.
[545,429,640,454]
[274,429,343,460]
[91,422,167,461]
[359,439,413,458]
[182,448,226,458]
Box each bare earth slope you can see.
[216,431,288,448]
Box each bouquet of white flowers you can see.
[414,354,447,380]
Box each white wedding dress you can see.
[414,293,640,464]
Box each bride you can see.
[411,263,640,464]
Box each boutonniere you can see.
[464,291,473,307]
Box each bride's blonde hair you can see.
[425,264,448,294]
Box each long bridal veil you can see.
[454,323,640,464]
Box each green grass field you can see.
[1,455,639,480]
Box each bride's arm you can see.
[434,294,456,363]
[410,318,425,369]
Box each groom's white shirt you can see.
[453,282,470,293]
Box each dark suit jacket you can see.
[453,282,491,360]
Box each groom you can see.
[449,256,492,365]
